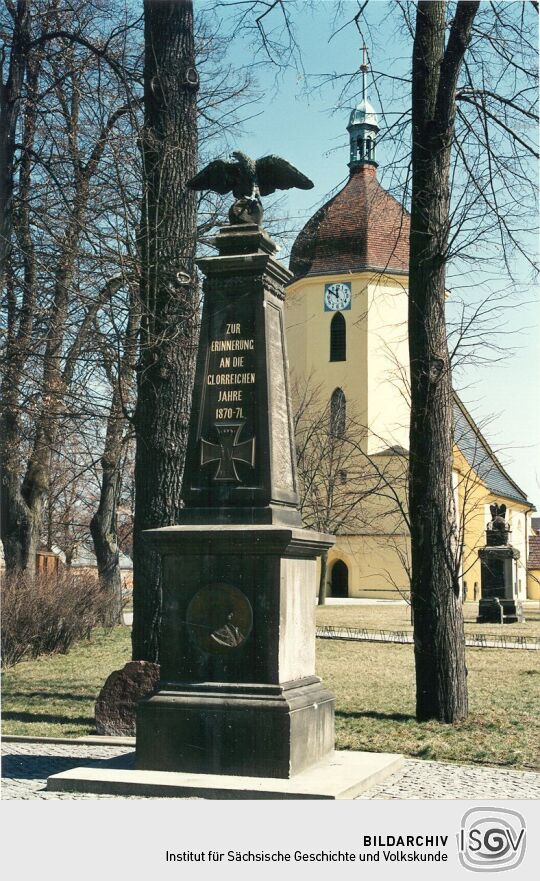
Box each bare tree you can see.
[0,0,140,577]
[90,281,139,624]
[1,0,259,647]
[405,1,480,722]
[92,8,256,630]
[132,0,199,662]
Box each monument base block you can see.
[136,677,334,779]
[477,598,524,624]
[137,524,336,780]
[47,750,404,800]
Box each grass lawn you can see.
[2,623,538,770]
[316,602,540,638]
[317,639,539,771]
[1,626,131,738]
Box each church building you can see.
[285,61,534,601]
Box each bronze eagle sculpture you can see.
[187,150,314,225]
[487,503,509,546]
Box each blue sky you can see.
[198,0,539,507]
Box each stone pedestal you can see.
[136,525,334,777]
[477,545,523,624]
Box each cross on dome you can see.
[360,45,369,99]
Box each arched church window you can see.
[330,312,346,361]
[330,388,346,437]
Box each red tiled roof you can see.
[289,164,410,279]
[528,534,540,569]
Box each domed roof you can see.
[348,98,378,128]
[289,164,410,280]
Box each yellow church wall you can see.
[319,445,532,601]
[287,271,412,600]
[508,508,528,599]
[322,448,410,599]
[365,276,409,453]
[286,273,532,602]
[453,446,487,599]
[527,570,540,600]
[286,271,411,456]
[286,273,369,428]
[358,448,409,535]
[326,534,410,599]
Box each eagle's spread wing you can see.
[187,159,240,195]
[256,156,314,196]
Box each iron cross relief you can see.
[200,423,255,482]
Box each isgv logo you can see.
[458,807,526,872]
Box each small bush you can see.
[1,571,114,667]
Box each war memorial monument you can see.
[47,153,402,798]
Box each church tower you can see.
[286,55,411,460]
[285,51,412,597]
[285,52,532,600]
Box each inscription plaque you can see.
[196,299,260,489]
[181,223,302,519]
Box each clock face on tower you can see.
[324,281,352,311]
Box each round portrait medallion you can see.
[186,584,252,655]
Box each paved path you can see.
[1,742,144,800]
[358,760,540,800]
[2,741,539,800]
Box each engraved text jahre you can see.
[207,323,255,420]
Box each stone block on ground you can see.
[95,661,159,736]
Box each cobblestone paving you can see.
[358,759,540,799]
[2,742,539,800]
[1,742,151,800]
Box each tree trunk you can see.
[13,230,82,575]
[0,1,30,283]
[89,418,125,627]
[318,549,328,606]
[90,285,139,626]
[409,1,478,722]
[0,3,35,576]
[132,0,198,662]
[0,484,41,576]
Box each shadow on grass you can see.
[5,691,96,702]
[2,712,95,726]
[336,710,415,723]
[2,751,134,781]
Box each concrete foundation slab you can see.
[47,750,403,800]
